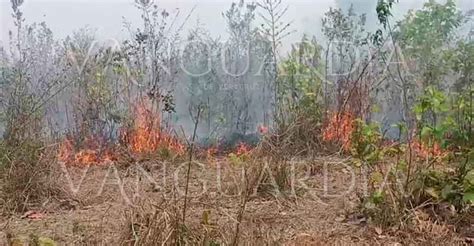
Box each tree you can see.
[321,5,373,121]
[397,0,463,87]
[257,0,293,124]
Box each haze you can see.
[1,0,471,50]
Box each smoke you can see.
[1,0,473,143]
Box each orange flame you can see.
[58,138,74,163]
[58,99,185,166]
[258,125,269,135]
[322,111,355,151]
[206,146,218,159]
[58,136,115,166]
[235,142,251,156]
[121,101,185,156]
[412,140,446,160]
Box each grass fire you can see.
[0,0,473,245]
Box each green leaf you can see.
[464,170,474,186]
[38,237,57,246]
[201,210,211,225]
[421,126,433,138]
[425,187,440,200]
[463,192,474,203]
[441,184,454,200]
[372,104,381,113]
[371,191,384,204]
[370,172,384,185]
[352,159,363,167]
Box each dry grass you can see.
[0,141,67,214]
[262,115,323,158]
[0,155,470,245]
[120,198,185,245]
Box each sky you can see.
[0,0,472,48]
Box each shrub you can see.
[357,87,473,227]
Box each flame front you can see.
[322,111,355,151]
[235,142,251,156]
[58,100,185,166]
[58,137,114,166]
[413,140,446,160]
[122,101,185,156]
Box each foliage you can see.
[66,30,126,140]
[321,4,374,121]
[280,35,323,119]
[397,0,463,86]
[322,5,367,48]
[376,0,397,29]
[358,85,474,227]
[1,17,64,143]
[268,36,325,154]
[350,119,383,167]
[413,86,450,147]
[450,40,473,148]
[410,83,473,206]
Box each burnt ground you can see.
[0,156,469,245]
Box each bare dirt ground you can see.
[0,156,468,245]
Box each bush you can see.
[355,87,473,227]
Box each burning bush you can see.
[235,142,251,157]
[322,111,356,151]
[57,136,117,166]
[120,101,185,157]
[412,140,447,160]
[57,100,185,166]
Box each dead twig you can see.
[182,105,203,225]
